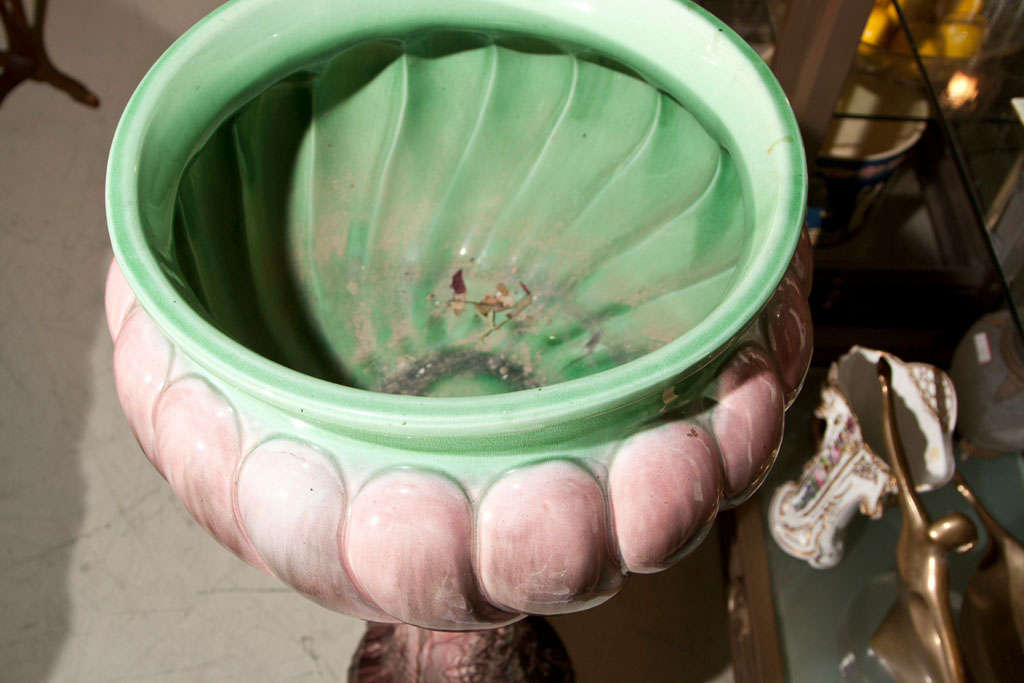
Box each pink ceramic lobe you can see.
[765,273,813,405]
[345,469,514,630]
[477,460,622,615]
[236,440,392,621]
[789,225,814,296]
[610,422,722,573]
[712,347,785,502]
[153,377,264,569]
[105,258,136,341]
[112,307,172,470]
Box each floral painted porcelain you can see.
[106,0,810,630]
[769,347,957,569]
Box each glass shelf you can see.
[699,0,1024,365]
[758,369,1024,682]
[851,0,1024,339]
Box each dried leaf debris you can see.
[447,270,534,338]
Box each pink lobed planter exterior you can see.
[105,238,812,630]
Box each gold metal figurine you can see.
[956,471,1024,682]
[869,358,976,683]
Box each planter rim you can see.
[106,0,806,442]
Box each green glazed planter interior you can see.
[108,0,805,448]
[175,34,748,399]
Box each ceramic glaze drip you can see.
[168,35,748,396]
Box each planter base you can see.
[349,618,574,683]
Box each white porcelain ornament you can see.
[769,346,957,568]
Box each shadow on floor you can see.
[0,0,179,679]
[551,527,732,682]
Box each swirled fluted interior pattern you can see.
[171,33,748,396]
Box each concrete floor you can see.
[0,2,733,680]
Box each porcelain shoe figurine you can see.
[769,346,956,568]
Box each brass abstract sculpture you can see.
[956,472,1024,682]
[869,358,976,683]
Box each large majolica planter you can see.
[105,0,810,639]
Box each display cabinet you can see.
[698,0,1024,680]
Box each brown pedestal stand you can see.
[349,618,573,683]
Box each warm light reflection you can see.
[944,70,980,109]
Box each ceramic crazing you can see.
[609,421,722,573]
[153,376,267,571]
[476,459,621,615]
[111,305,172,469]
[107,249,811,627]
[764,270,814,406]
[346,468,513,629]
[710,345,786,503]
[236,439,392,621]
